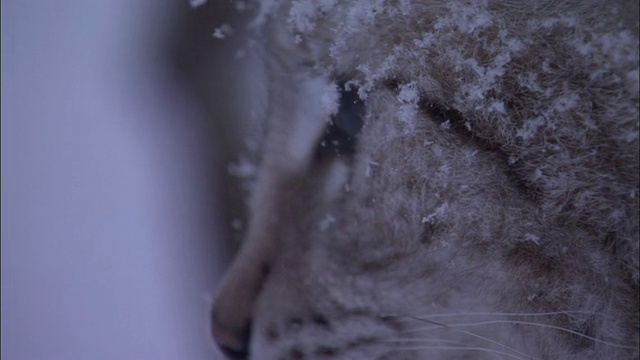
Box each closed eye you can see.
[314,82,365,160]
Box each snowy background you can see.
[1,1,251,359]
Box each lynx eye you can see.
[314,83,365,160]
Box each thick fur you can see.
[212,1,639,359]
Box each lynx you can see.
[210,1,639,359]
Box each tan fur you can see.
[212,1,639,359]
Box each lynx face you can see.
[211,1,639,359]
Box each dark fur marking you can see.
[287,317,304,331]
[314,346,338,357]
[288,347,305,360]
[265,323,280,341]
[507,241,563,278]
[568,317,597,350]
[385,79,541,201]
[420,100,541,200]
[420,101,499,152]
[261,263,271,277]
[345,336,379,349]
[420,221,435,245]
[311,313,331,330]
[360,252,408,272]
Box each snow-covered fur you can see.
[211,1,639,359]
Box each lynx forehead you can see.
[211,1,639,359]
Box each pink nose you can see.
[211,315,250,360]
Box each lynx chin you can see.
[210,1,639,359]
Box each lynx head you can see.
[211,1,639,359]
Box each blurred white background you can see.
[1,1,255,359]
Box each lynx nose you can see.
[211,154,287,358]
[211,316,250,360]
[211,222,275,359]
[211,249,269,359]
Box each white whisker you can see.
[454,328,538,360]
[384,338,529,360]
[389,344,528,360]
[383,338,466,345]
[387,318,539,360]
[386,310,611,320]
[403,318,637,350]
